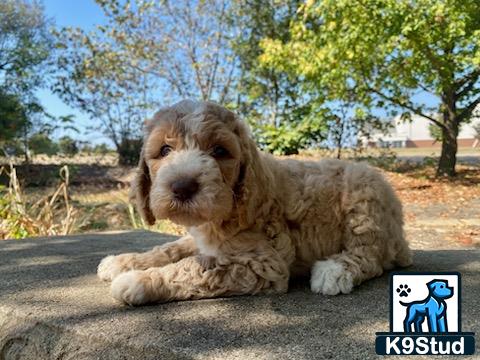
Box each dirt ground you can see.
[1,153,479,250]
[384,168,480,250]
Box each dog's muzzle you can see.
[170,178,199,202]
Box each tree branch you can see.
[0,60,12,71]
[455,68,480,91]
[206,0,227,100]
[457,95,480,123]
[455,70,480,99]
[219,58,236,104]
[366,85,447,130]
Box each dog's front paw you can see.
[310,259,353,295]
[195,254,217,271]
[97,255,130,281]
[111,271,150,306]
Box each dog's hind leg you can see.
[311,166,410,295]
[403,307,421,333]
[403,319,413,333]
[97,235,197,281]
[310,211,385,295]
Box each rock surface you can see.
[0,231,478,359]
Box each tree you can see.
[232,0,335,155]
[54,0,237,164]
[0,0,53,95]
[327,103,358,160]
[28,133,58,156]
[0,91,28,144]
[0,0,55,160]
[261,0,480,176]
[54,26,154,165]
[125,0,237,103]
[232,1,310,125]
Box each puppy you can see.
[97,100,412,305]
[402,280,453,333]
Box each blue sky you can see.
[38,0,108,145]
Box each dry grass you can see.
[0,163,76,239]
[68,186,184,236]
[0,164,184,240]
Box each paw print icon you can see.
[396,284,411,297]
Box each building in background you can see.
[362,112,480,148]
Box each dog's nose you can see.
[171,178,199,201]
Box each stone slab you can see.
[0,231,479,359]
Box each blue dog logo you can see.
[401,279,453,333]
[376,272,476,355]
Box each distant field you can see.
[0,153,119,166]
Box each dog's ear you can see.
[426,280,441,292]
[233,117,272,228]
[204,101,236,124]
[129,136,156,226]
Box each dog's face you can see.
[132,100,251,227]
[428,280,453,299]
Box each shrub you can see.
[58,136,79,156]
[254,118,326,155]
[355,148,399,172]
[28,133,58,156]
[93,143,110,155]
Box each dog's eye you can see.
[211,145,229,158]
[160,145,172,157]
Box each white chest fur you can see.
[189,227,219,257]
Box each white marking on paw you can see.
[310,259,353,295]
[111,271,148,306]
[97,255,124,282]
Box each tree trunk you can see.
[117,138,142,166]
[336,135,342,159]
[23,126,29,164]
[436,120,458,177]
